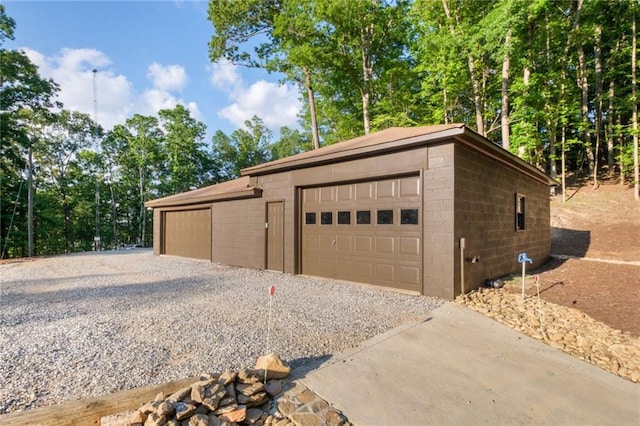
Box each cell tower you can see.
[93,69,101,251]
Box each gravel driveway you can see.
[0,250,444,414]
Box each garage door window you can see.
[321,212,333,225]
[401,209,419,225]
[356,210,371,224]
[338,211,351,224]
[377,210,394,225]
[305,212,316,225]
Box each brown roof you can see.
[146,124,554,209]
[241,124,466,176]
[145,176,261,208]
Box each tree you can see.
[157,104,214,195]
[212,116,271,179]
[269,126,312,160]
[106,115,163,246]
[32,110,100,252]
[0,5,59,258]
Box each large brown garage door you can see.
[163,208,212,260]
[302,176,421,292]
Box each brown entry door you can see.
[266,201,284,272]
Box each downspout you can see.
[460,237,466,296]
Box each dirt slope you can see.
[528,180,640,336]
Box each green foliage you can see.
[158,104,214,194]
[212,116,272,179]
[4,0,640,257]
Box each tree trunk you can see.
[27,143,34,257]
[578,42,593,178]
[302,67,320,150]
[468,56,484,136]
[632,0,639,201]
[562,126,567,203]
[139,168,146,246]
[607,80,615,175]
[593,25,603,189]
[518,22,533,159]
[441,0,484,135]
[619,114,625,185]
[360,23,374,135]
[501,30,511,150]
[443,87,448,124]
[549,124,558,180]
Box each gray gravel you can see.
[0,250,444,414]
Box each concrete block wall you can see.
[152,210,161,255]
[422,143,456,299]
[453,143,551,295]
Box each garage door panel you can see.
[352,261,373,279]
[303,234,319,249]
[399,237,420,255]
[399,176,421,197]
[302,176,421,292]
[304,188,319,204]
[400,266,421,286]
[163,208,211,260]
[376,263,395,281]
[355,236,373,252]
[318,235,336,250]
[320,186,334,202]
[336,235,352,251]
[376,180,396,198]
[355,182,374,200]
[318,257,337,276]
[337,184,353,201]
[376,236,395,253]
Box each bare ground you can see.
[507,178,640,337]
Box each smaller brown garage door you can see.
[302,176,421,292]
[163,208,212,260]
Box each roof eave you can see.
[145,187,262,209]
[241,126,466,176]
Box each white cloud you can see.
[147,63,187,92]
[209,59,243,92]
[22,47,133,130]
[138,89,202,121]
[209,60,301,130]
[20,48,201,130]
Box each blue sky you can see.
[3,0,302,139]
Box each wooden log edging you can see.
[0,376,199,426]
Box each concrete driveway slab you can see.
[301,303,639,426]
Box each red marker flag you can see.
[269,285,276,296]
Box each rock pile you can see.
[456,288,640,383]
[128,353,350,426]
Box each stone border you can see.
[456,288,640,383]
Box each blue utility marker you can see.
[518,252,533,264]
[518,253,533,298]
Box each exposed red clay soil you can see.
[509,178,640,337]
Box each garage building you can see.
[145,124,552,300]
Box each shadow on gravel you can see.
[0,276,234,321]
